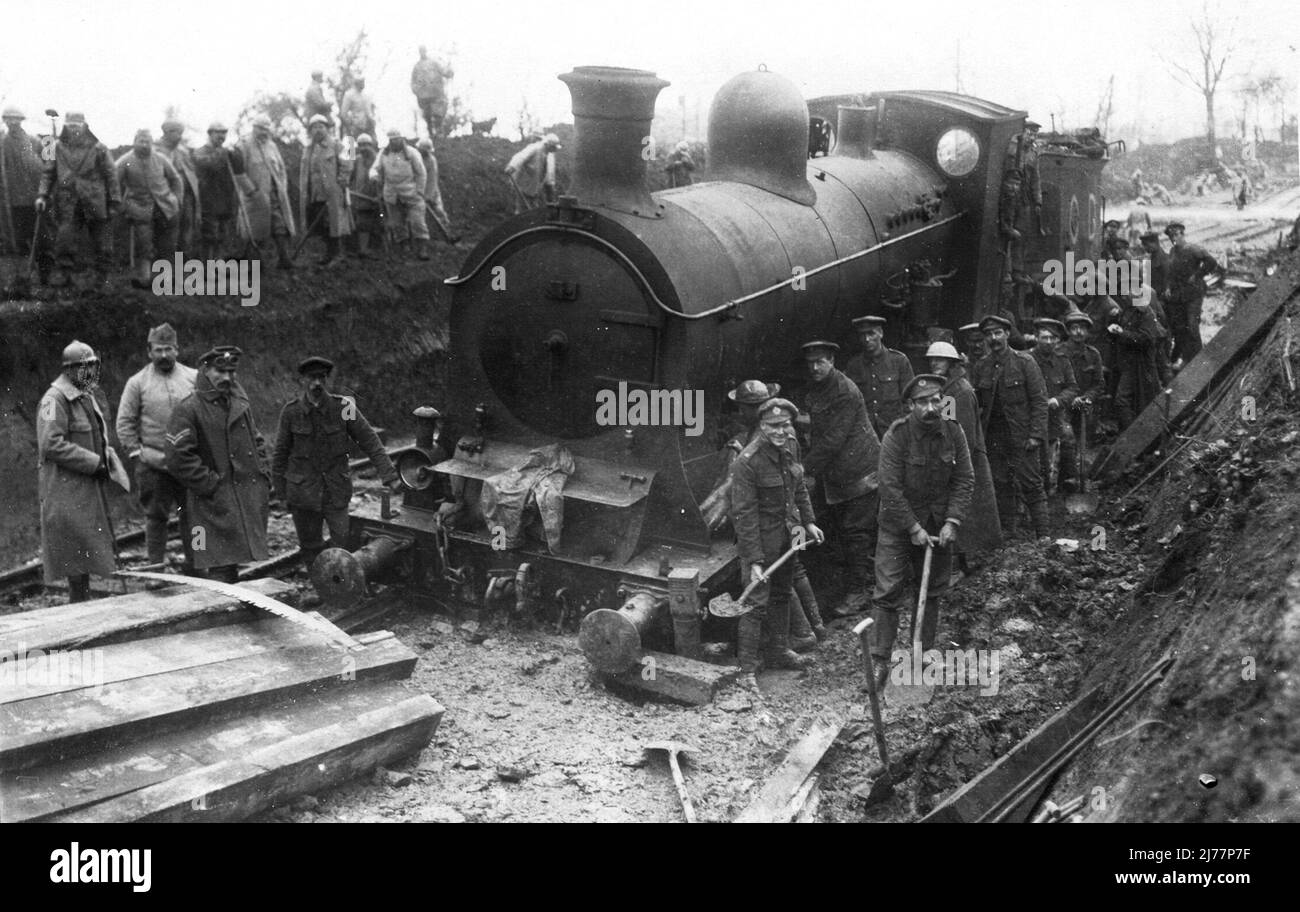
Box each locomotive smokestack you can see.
[836,106,876,159]
[558,66,670,217]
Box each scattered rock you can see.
[521,654,560,676]
[374,767,413,788]
[620,753,647,769]
[718,695,754,713]
[496,765,530,782]
[1001,617,1036,634]
[535,770,568,788]
[455,757,482,770]
[417,805,466,824]
[429,620,456,635]
[486,708,512,720]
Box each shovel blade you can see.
[708,593,754,618]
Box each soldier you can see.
[802,339,881,617]
[115,129,183,287]
[1,106,53,282]
[1008,120,1043,235]
[1030,318,1078,495]
[720,379,825,648]
[192,121,247,261]
[237,115,296,270]
[304,70,332,121]
[959,321,988,363]
[844,315,914,439]
[349,134,384,258]
[371,129,430,260]
[36,111,119,286]
[1126,200,1152,248]
[664,141,696,188]
[869,374,974,690]
[1112,236,1171,385]
[971,315,1050,539]
[1107,285,1162,430]
[926,341,1001,555]
[411,45,454,139]
[418,137,459,244]
[1164,221,1221,367]
[1102,219,1124,259]
[505,133,561,214]
[340,77,376,140]
[272,357,400,606]
[299,115,353,266]
[1062,311,1105,484]
[37,341,119,603]
[165,346,271,583]
[727,397,824,675]
[116,324,198,569]
[155,120,201,258]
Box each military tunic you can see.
[844,347,914,439]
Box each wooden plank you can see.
[0,676,412,822]
[47,693,444,822]
[734,718,842,823]
[606,649,739,705]
[0,577,294,653]
[0,636,416,772]
[1,616,376,704]
[1101,256,1300,476]
[920,686,1106,823]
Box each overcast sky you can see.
[1,0,1296,147]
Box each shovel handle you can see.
[913,544,934,658]
[667,753,696,823]
[736,540,804,604]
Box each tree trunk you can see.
[1205,90,1217,148]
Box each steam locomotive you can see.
[318,64,1113,665]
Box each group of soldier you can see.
[36,325,399,604]
[720,288,1208,687]
[0,47,461,289]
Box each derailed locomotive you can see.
[319,64,1112,665]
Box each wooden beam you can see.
[734,718,842,823]
[1,675,416,822]
[45,692,444,822]
[920,687,1105,823]
[1,634,416,772]
[1101,256,1300,477]
[0,577,294,653]
[606,649,739,705]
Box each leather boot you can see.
[792,561,827,640]
[417,238,431,260]
[870,605,899,671]
[762,588,815,670]
[736,612,763,674]
[318,237,339,266]
[788,584,817,653]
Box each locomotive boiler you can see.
[323,64,1110,666]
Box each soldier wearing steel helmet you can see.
[870,374,974,690]
[36,111,119,286]
[37,341,119,602]
[192,120,247,260]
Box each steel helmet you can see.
[62,340,99,366]
[925,341,960,361]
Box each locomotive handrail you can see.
[443,212,964,321]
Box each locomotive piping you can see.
[444,211,966,320]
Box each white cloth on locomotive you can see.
[480,444,576,552]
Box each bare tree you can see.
[516,96,540,142]
[1161,2,1237,148]
[1094,75,1115,138]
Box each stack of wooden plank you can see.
[0,577,443,822]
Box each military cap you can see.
[1034,317,1067,339]
[207,120,228,133]
[1063,311,1093,327]
[852,315,887,330]
[1139,231,1160,242]
[925,341,960,360]
[252,114,273,129]
[1164,221,1186,235]
[147,322,178,345]
[311,69,324,79]
[543,132,561,148]
[979,314,1014,333]
[199,345,242,368]
[958,321,982,334]
[2,106,24,120]
[757,397,800,421]
[1003,167,1023,179]
[297,356,335,376]
[65,111,87,125]
[386,127,403,138]
[1024,120,1041,131]
[902,373,947,400]
[1103,219,1121,230]
[308,114,330,127]
[728,379,780,404]
[800,340,840,357]
[161,118,184,132]
[134,128,153,143]
[357,133,376,147]
[418,137,433,152]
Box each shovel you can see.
[1065,411,1100,515]
[708,540,804,618]
[891,543,935,708]
[852,617,892,795]
[644,741,698,823]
